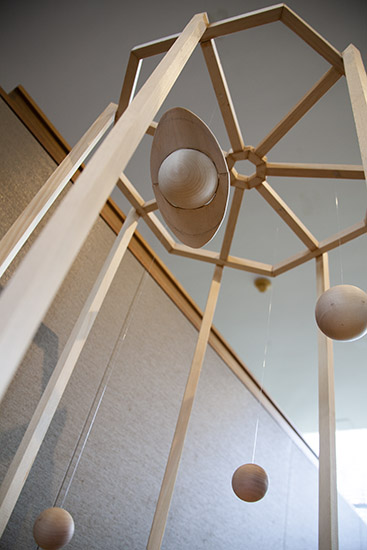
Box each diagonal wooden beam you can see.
[115,52,142,122]
[202,4,284,40]
[343,45,367,179]
[201,39,245,152]
[219,187,245,260]
[273,218,367,276]
[0,12,209,405]
[256,180,319,250]
[281,5,344,74]
[266,162,365,179]
[255,67,341,157]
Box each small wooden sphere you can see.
[315,284,367,341]
[232,463,269,502]
[33,507,75,550]
[157,148,218,209]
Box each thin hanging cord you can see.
[54,259,154,509]
[251,227,278,464]
[334,191,344,284]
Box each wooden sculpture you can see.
[33,507,74,550]
[232,463,269,502]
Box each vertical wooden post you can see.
[343,45,367,178]
[0,208,139,537]
[147,264,224,550]
[315,253,338,550]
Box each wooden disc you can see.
[315,284,367,341]
[33,507,75,550]
[232,463,269,502]
[151,107,229,248]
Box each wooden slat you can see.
[0,12,209,405]
[0,209,139,538]
[147,265,223,550]
[0,102,117,278]
[255,67,341,157]
[273,218,367,276]
[281,5,344,73]
[132,34,179,59]
[117,175,175,252]
[202,4,284,40]
[343,45,367,179]
[225,255,273,276]
[256,180,319,250]
[315,253,338,549]
[220,186,245,260]
[266,162,365,179]
[172,244,220,264]
[201,39,245,152]
[115,52,142,121]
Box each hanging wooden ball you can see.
[157,148,218,209]
[232,463,269,502]
[315,284,367,341]
[33,507,75,550]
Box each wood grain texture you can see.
[315,254,339,550]
[147,265,223,550]
[281,5,344,73]
[255,67,341,157]
[0,12,208,405]
[0,102,117,278]
[256,180,319,250]
[265,162,365,179]
[201,39,245,152]
[0,209,139,537]
[343,45,367,179]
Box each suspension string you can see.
[54,258,154,509]
[251,228,278,464]
[334,191,344,284]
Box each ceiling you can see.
[1,0,366,440]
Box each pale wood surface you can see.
[0,209,139,537]
[266,162,365,179]
[202,4,283,40]
[256,180,319,250]
[132,34,179,59]
[281,5,344,73]
[201,39,245,152]
[273,218,367,275]
[0,12,209,405]
[115,52,142,122]
[255,67,341,157]
[0,102,117,278]
[343,45,367,179]
[147,265,223,550]
[315,253,339,550]
[220,186,245,261]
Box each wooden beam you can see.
[0,12,209,405]
[281,5,344,73]
[202,4,284,41]
[343,45,367,179]
[201,39,245,152]
[315,253,338,550]
[172,244,220,264]
[132,34,179,59]
[0,102,117,278]
[256,180,319,250]
[0,209,139,537]
[225,255,273,276]
[255,67,341,157]
[147,265,223,550]
[273,218,367,276]
[266,162,365,179]
[220,186,245,260]
[115,52,142,122]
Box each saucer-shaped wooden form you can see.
[33,507,75,550]
[315,284,367,341]
[232,463,269,502]
[151,107,229,248]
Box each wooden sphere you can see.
[157,148,218,209]
[315,284,367,341]
[33,507,75,550]
[232,463,269,502]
